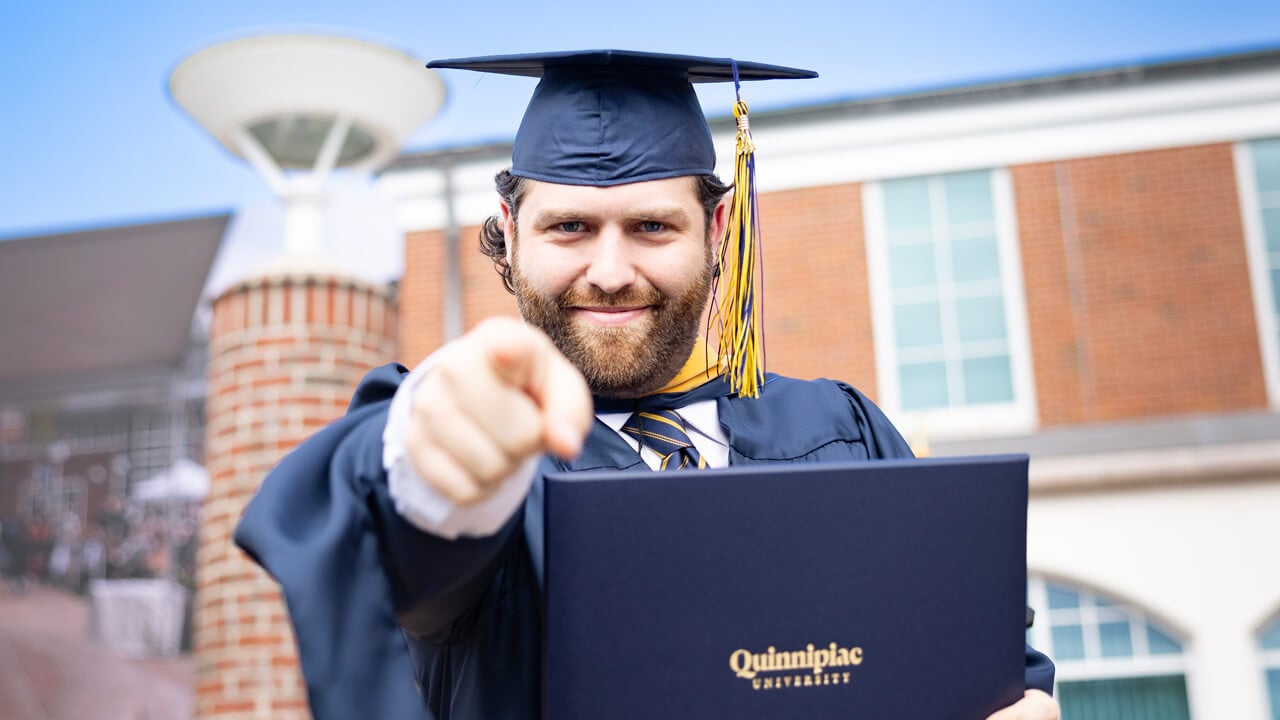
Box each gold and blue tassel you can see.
[711,59,765,398]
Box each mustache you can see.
[558,286,664,309]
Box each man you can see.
[237,50,1058,719]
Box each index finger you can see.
[480,320,593,459]
[537,346,594,458]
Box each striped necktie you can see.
[621,409,707,471]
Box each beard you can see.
[512,247,714,399]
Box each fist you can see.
[407,317,594,506]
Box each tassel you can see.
[711,60,765,398]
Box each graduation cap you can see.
[427,49,817,397]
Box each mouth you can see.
[572,306,652,327]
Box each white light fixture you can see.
[170,34,445,255]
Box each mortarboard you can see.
[427,49,817,397]
[427,49,814,186]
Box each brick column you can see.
[196,261,397,719]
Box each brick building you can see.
[376,47,1280,719]
[16,44,1276,720]
[0,214,227,540]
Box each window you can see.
[18,461,88,524]
[1261,617,1280,720]
[863,169,1035,440]
[1237,138,1280,408]
[1027,576,1191,720]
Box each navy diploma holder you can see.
[542,455,1029,719]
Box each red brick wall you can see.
[199,271,396,719]
[1013,143,1267,425]
[460,224,520,329]
[399,224,518,368]
[757,183,880,393]
[400,229,446,367]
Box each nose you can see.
[584,225,636,294]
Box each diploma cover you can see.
[542,455,1029,719]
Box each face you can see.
[503,176,725,398]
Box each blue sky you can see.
[2,0,1279,238]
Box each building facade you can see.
[377,48,1280,719]
[0,215,226,556]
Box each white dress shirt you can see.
[384,354,730,540]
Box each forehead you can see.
[519,176,701,215]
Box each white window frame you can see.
[1027,576,1189,684]
[1258,615,1280,720]
[1234,140,1280,410]
[863,167,1037,441]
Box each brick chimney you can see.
[196,262,396,718]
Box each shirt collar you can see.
[597,398,725,446]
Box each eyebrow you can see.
[530,209,593,226]
[529,206,693,227]
[622,207,692,226]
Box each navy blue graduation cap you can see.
[427,49,817,397]
[427,49,815,186]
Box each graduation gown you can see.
[235,364,1054,719]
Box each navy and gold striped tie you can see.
[621,409,707,471]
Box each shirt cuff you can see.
[382,351,540,540]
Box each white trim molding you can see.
[381,63,1280,239]
[1234,140,1280,411]
[752,68,1280,191]
[376,151,511,232]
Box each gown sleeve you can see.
[834,380,915,460]
[233,363,521,719]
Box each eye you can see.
[557,221,584,233]
[639,221,666,233]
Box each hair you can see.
[479,170,732,294]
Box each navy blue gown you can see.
[235,364,1054,719]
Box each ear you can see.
[709,192,730,246]
[500,200,516,264]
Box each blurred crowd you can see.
[0,496,199,596]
